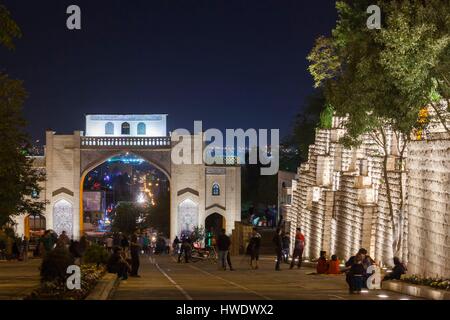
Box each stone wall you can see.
[287,108,449,277]
[407,140,450,278]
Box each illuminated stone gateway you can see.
[285,103,450,278]
[14,114,241,241]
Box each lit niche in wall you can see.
[312,187,321,202]
[358,188,375,206]
[53,199,73,238]
[306,186,322,209]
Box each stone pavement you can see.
[111,255,420,300]
[0,259,41,300]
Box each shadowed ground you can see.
[111,255,419,300]
[0,259,40,300]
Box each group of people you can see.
[315,251,342,274]
[272,227,305,271]
[343,248,407,294]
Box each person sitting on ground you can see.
[327,254,341,274]
[316,251,329,274]
[107,246,130,280]
[345,248,367,268]
[347,253,365,294]
[345,248,367,292]
[383,257,407,281]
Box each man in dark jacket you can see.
[216,229,231,270]
[273,228,283,271]
[129,234,141,277]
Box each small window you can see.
[105,122,114,135]
[212,183,220,196]
[137,122,146,135]
[121,122,130,135]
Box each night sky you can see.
[0,0,337,142]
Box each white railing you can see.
[81,136,171,148]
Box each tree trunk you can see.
[380,129,399,258]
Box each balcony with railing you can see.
[80,136,171,149]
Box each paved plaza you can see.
[111,255,419,300]
[0,259,40,300]
[0,255,422,300]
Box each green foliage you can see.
[27,264,105,300]
[144,191,170,236]
[111,202,146,235]
[0,4,21,50]
[306,0,450,255]
[83,243,109,266]
[0,6,46,228]
[401,275,450,291]
[308,0,450,141]
[319,104,334,129]
[40,247,75,284]
[191,226,205,243]
[280,90,327,170]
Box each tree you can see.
[0,4,46,228]
[111,202,146,235]
[144,192,170,236]
[307,0,449,256]
[280,90,327,171]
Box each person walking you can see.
[247,228,261,269]
[42,230,55,255]
[142,234,150,255]
[290,228,305,269]
[273,228,283,271]
[106,235,114,254]
[178,236,191,263]
[216,229,231,270]
[129,234,141,277]
[120,234,129,257]
[282,232,290,263]
[57,231,70,248]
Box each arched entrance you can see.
[205,213,226,239]
[79,152,171,237]
[24,214,46,239]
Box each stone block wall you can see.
[287,109,449,278]
[407,140,450,278]
[289,125,401,265]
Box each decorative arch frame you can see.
[79,151,171,235]
[121,122,130,135]
[105,122,114,135]
[137,122,146,135]
[212,182,220,196]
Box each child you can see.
[316,251,329,274]
[327,254,341,274]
